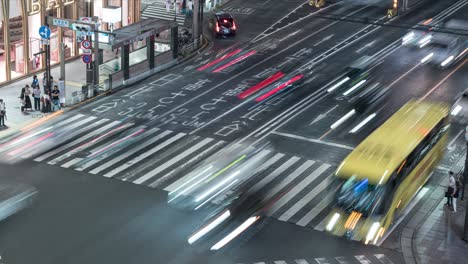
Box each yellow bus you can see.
[325,100,450,244]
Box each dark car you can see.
[208,12,237,38]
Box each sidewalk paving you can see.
[0,58,87,137]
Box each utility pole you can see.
[463,126,468,242]
[44,16,51,97]
[193,0,204,49]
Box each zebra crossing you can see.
[238,254,395,264]
[142,0,187,26]
[2,113,347,231]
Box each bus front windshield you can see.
[336,176,387,217]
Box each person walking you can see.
[0,99,6,127]
[33,85,41,111]
[446,171,457,210]
[42,73,48,93]
[175,0,181,14]
[51,85,61,112]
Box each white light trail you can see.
[327,77,350,92]
[330,109,356,129]
[441,56,454,67]
[195,171,240,202]
[168,166,213,203]
[451,105,463,116]
[421,53,433,63]
[343,79,366,96]
[210,216,260,250]
[188,210,231,244]
[326,213,340,231]
[349,113,377,133]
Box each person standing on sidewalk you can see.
[31,75,39,89]
[58,78,65,107]
[175,0,181,14]
[33,85,41,111]
[446,171,456,210]
[51,85,61,112]
[0,99,6,127]
[165,0,171,12]
[187,0,193,16]
[20,85,32,112]
[42,89,51,113]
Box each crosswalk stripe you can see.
[278,170,333,222]
[246,156,299,195]
[104,132,186,178]
[61,157,82,168]
[134,137,215,185]
[355,255,372,264]
[163,140,225,191]
[314,217,328,232]
[89,129,168,175]
[74,127,146,172]
[296,192,334,227]
[27,116,98,160]
[274,261,287,264]
[335,257,351,264]
[264,160,316,204]
[270,164,331,216]
[374,254,394,264]
[34,119,111,162]
[46,121,123,165]
[295,260,309,264]
[314,258,331,264]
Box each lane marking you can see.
[420,58,468,101]
[278,170,333,221]
[349,113,377,134]
[272,131,354,150]
[153,6,370,124]
[269,164,331,215]
[313,34,335,47]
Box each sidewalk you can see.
[0,58,87,137]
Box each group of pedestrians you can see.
[20,74,64,114]
[165,0,194,16]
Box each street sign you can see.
[79,17,92,23]
[52,18,69,28]
[39,25,51,39]
[82,54,92,64]
[81,40,91,50]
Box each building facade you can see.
[0,0,141,86]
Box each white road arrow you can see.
[309,105,339,126]
[313,34,334,47]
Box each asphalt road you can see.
[0,0,467,263]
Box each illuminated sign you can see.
[28,0,75,16]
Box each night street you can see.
[0,0,467,263]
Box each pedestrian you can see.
[446,171,456,210]
[0,99,6,127]
[20,85,32,112]
[175,0,181,14]
[33,85,41,111]
[31,75,39,89]
[51,85,61,111]
[188,0,193,16]
[165,0,171,12]
[182,0,187,14]
[42,89,51,113]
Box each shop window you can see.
[9,1,25,78]
[28,13,43,72]
[0,20,6,82]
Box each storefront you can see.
[0,0,141,86]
